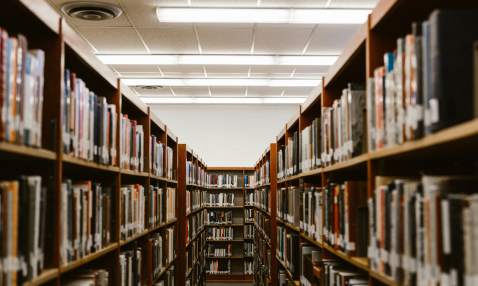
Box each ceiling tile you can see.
[138,28,199,53]
[133,86,174,97]
[159,65,205,73]
[328,0,379,8]
[190,0,258,7]
[250,65,295,74]
[121,0,189,27]
[195,23,255,28]
[78,27,149,54]
[163,73,206,78]
[305,25,360,55]
[249,73,291,78]
[197,28,253,54]
[207,73,249,78]
[253,28,312,54]
[255,23,316,29]
[210,87,247,97]
[204,65,250,74]
[292,73,324,78]
[259,0,327,8]
[282,86,314,97]
[119,72,164,77]
[111,64,160,73]
[294,66,330,73]
[171,87,210,97]
[247,86,284,97]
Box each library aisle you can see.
[1,0,478,286]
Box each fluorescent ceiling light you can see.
[123,78,321,87]
[156,8,371,24]
[140,97,306,104]
[97,55,338,66]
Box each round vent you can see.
[61,2,123,21]
[134,85,165,90]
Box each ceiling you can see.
[46,0,378,101]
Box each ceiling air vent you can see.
[134,86,165,90]
[61,2,123,21]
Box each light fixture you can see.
[140,97,307,104]
[97,55,338,66]
[156,8,371,24]
[122,78,321,87]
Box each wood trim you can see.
[300,84,322,113]
[149,108,166,132]
[286,109,300,130]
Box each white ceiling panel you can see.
[195,23,255,28]
[282,86,315,97]
[121,0,189,27]
[295,66,330,73]
[138,28,199,53]
[190,0,258,7]
[259,0,328,8]
[249,73,291,78]
[171,87,210,97]
[328,0,379,8]
[292,73,325,78]
[255,23,316,29]
[250,65,295,74]
[253,28,312,54]
[247,86,284,97]
[210,87,247,97]
[111,64,160,73]
[197,28,253,54]
[78,28,149,54]
[133,86,175,97]
[305,25,360,55]
[204,65,250,74]
[159,65,205,73]
[163,73,206,78]
[207,73,249,78]
[119,72,164,77]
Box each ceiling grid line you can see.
[250,24,256,55]
[169,87,177,96]
[203,65,208,77]
[302,24,319,55]
[208,86,212,97]
[109,65,121,76]
[116,0,152,54]
[245,86,249,97]
[280,87,286,97]
[193,24,203,54]
[290,67,297,78]
[156,66,165,77]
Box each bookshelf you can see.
[0,0,178,285]
[267,1,478,286]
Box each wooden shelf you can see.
[120,229,149,246]
[206,256,243,259]
[22,269,58,286]
[207,187,243,190]
[206,206,243,209]
[152,256,178,285]
[277,174,300,184]
[299,168,323,178]
[322,153,368,173]
[150,222,166,232]
[244,205,255,207]
[323,244,369,272]
[60,243,118,274]
[166,218,177,225]
[300,232,323,248]
[0,142,56,161]
[276,256,299,286]
[205,224,243,226]
[206,240,243,242]
[62,154,120,172]
[186,228,204,248]
[121,169,149,177]
[187,206,205,216]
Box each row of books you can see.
[299,244,322,286]
[254,160,270,187]
[0,30,45,148]
[0,176,47,284]
[300,183,322,242]
[156,266,175,286]
[245,224,254,239]
[150,186,163,228]
[186,161,199,185]
[245,208,254,222]
[206,244,232,257]
[151,137,173,179]
[206,210,233,225]
[186,253,205,286]
[245,242,255,256]
[186,239,202,276]
[165,187,176,222]
[205,260,231,274]
[255,210,270,242]
[255,188,271,212]
[368,10,478,152]
[309,259,368,286]
[245,261,253,275]
[277,186,300,227]
[206,174,238,188]
[148,232,163,284]
[254,247,271,284]
[244,175,255,188]
[277,229,299,280]
[299,119,321,172]
[206,227,234,240]
[61,180,111,265]
[186,210,205,244]
[63,69,117,166]
[120,184,146,241]
[321,83,366,167]
[205,192,235,206]
[277,132,299,180]
[120,115,144,172]
[119,241,142,286]
[60,269,109,286]
[245,191,254,206]
[323,181,368,257]
[186,189,206,214]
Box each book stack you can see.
[186,189,205,214]
[120,241,143,286]
[206,244,232,257]
[255,188,271,212]
[166,187,176,222]
[206,210,233,225]
[300,244,322,286]
[255,210,270,242]
[206,174,238,188]
[206,227,233,240]
[186,161,196,184]
[150,186,163,228]
[321,83,366,167]
[63,69,117,166]
[245,190,254,205]
[244,208,254,222]
[60,269,109,285]
[120,115,144,172]
[244,261,253,275]
[0,30,45,148]
[245,242,254,256]
[277,186,300,227]
[148,232,163,285]
[206,260,230,274]
[205,192,234,206]
[299,119,322,173]
[323,181,368,258]
[245,224,254,239]
[300,183,322,242]
[165,227,176,264]
[154,266,175,286]
[120,184,146,241]
[244,175,255,188]
[151,138,173,179]
[0,176,48,284]
[313,259,368,286]
[60,180,111,265]
[277,132,300,179]
[368,10,478,152]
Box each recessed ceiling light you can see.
[134,85,164,90]
[122,78,321,87]
[156,8,371,24]
[97,55,338,66]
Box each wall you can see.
[150,104,299,167]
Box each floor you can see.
[207,283,253,286]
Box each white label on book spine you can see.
[430,98,439,124]
[441,200,451,254]
[441,273,450,286]
[409,258,416,273]
[381,249,389,262]
[346,242,355,251]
